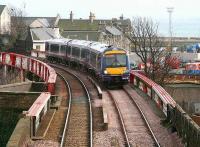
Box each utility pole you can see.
[167,7,174,50]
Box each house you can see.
[30,27,61,58]
[14,15,61,57]
[0,5,11,35]
[13,12,132,56]
[58,12,132,51]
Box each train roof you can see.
[68,39,92,48]
[90,42,108,52]
[46,38,126,53]
[46,38,71,45]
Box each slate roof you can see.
[105,26,122,36]
[30,28,61,41]
[0,5,6,15]
[58,18,131,31]
[61,31,100,41]
[58,19,99,31]
[30,18,50,28]
[18,17,56,27]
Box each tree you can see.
[8,5,27,45]
[129,17,178,85]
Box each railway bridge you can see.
[0,52,199,146]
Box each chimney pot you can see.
[70,11,73,22]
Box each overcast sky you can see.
[2,0,200,37]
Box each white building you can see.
[0,5,11,35]
[30,27,61,58]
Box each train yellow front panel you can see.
[106,67,127,75]
[105,50,126,55]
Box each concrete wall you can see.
[165,84,200,114]
[33,42,45,52]
[31,49,46,58]
[0,82,32,92]
[0,92,40,109]
[7,118,31,147]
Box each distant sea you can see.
[157,18,200,37]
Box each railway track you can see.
[41,75,68,142]
[108,89,160,147]
[51,65,93,147]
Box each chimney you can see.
[120,14,124,20]
[89,12,95,23]
[54,14,60,27]
[70,11,73,22]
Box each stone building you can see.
[11,10,132,55]
[58,12,132,51]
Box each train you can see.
[45,38,130,84]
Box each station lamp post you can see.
[167,7,174,50]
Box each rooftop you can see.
[30,28,61,41]
[0,5,6,15]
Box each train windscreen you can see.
[104,54,127,67]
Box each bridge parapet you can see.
[0,52,57,142]
[0,52,57,94]
[130,70,200,146]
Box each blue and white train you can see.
[45,39,130,84]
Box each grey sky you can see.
[2,0,200,37]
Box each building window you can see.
[36,45,40,50]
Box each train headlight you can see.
[124,70,130,74]
[104,70,108,74]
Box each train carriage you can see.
[45,39,130,85]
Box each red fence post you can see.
[143,84,147,93]
[130,73,134,84]
[47,83,55,95]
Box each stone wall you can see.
[165,84,200,114]
[0,82,32,92]
[0,92,40,109]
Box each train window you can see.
[66,46,71,55]
[50,44,59,53]
[97,54,101,70]
[81,49,89,59]
[60,45,66,54]
[45,43,49,51]
[90,52,97,67]
[104,54,126,67]
[72,47,80,58]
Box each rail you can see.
[57,72,72,147]
[50,64,93,147]
[124,88,160,147]
[130,70,200,146]
[107,91,131,147]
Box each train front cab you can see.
[101,49,130,85]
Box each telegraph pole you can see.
[167,7,174,50]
